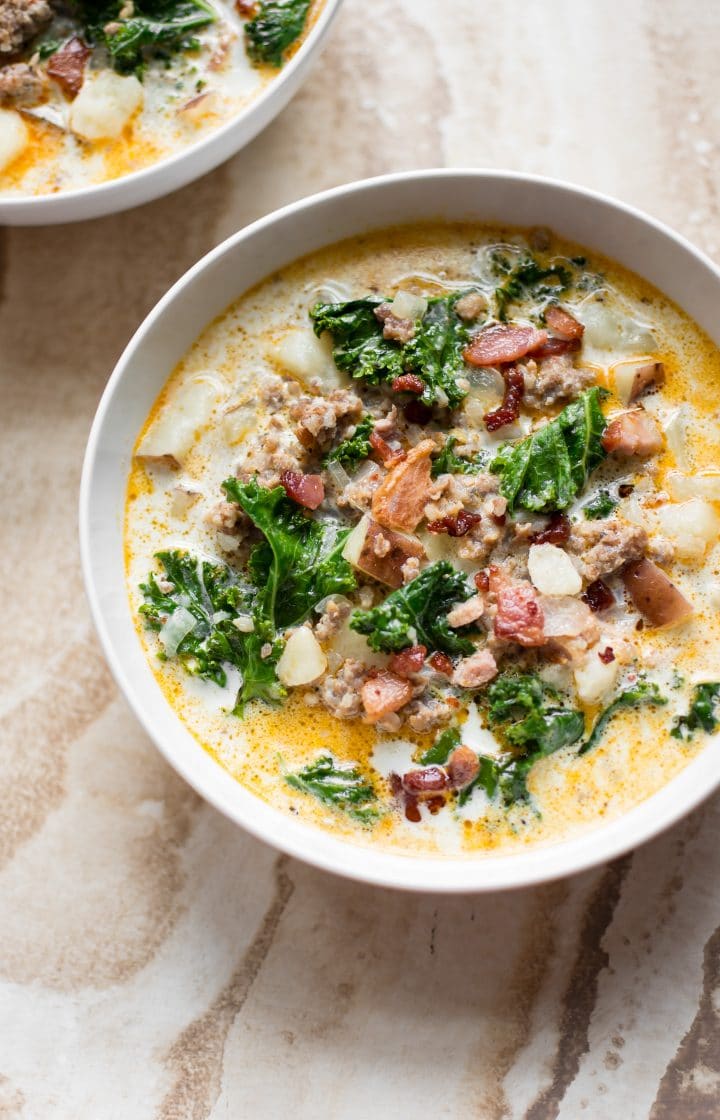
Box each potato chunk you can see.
[0,109,28,172]
[70,72,143,140]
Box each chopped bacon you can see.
[402,766,449,794]
[452,648,498,688]
[602,411,663,457]
[391,373,425,394]
[280,470,324,510]
[371,438,435,532]
[582,578,615,613]
[446,746,480,790]
[388,645,427,676]
[545,305,585,341]
[236,0,258,13]
[361,671,413,722]
[489,566,545,647]
[474,569,490,592]
[598,646,615,664]
[464,324,549,367]
[47,36,90,97]
[484,367,525,431]
[531,512,571,545]
[369,429,406,467]
[428,651,454,675]
[427,510,481,537]
[530,336,582,359]
[403,399,433,425]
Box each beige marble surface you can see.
[3,1,720,1116]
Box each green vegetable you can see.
[490,387,608,513]
[223,478,356,631]
[324,415,374,470]
[310,290,479,408]
[583,488,618,520]
[431,436,490,478]
[245,0,312,67]
[37,37,63,59]
[286,755,379,822]
[671,683,720,741]
[490,250,572,322]
[457,756,501,807]
[579,681,667,755]
[419,726,461,766]
[139,550,283,713]
[349,560,476,655]
[76,0,215,72]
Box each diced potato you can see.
[0,109,28,172]
[270,328,346,390]
[342,514,426,588]
[136,375,223,468]
[328,618,387,669]
[222,401,257,446]
[277,627,327,687]
[170,485,200,519]
[656,499,720,559]
[70,72,143,141]
[390,290,427,321]
[612,359,665,404]
[528,543,582,596]
[667,470,720,502]
[574,649,619,704]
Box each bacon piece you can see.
[545,305,585,341]
[371,438,435,532]
[474,570,490,592]
[446,746,480,790]
[236,0,258,13]
[388,645,427,676]
[464,324,549,367]
[484,366,525,431]
[626,361,665,403]
[427,510,481,537]
[402,766,449,794]
[530,336,582,359]
[598,646,615,664]
[489,566,546,647]
[452,648,498,688]
[374,303,415,343]
[369,429,406,467]
[47,36,90,97]
[391,373,425,394]
[602,411,663,457]
[280,470,324,510]
[403,399,433,425]
[361,671,413,722]
[582,578,615,612]
[531,512,571,545]
[428,651,453,675]
[622,559,693,628]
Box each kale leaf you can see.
[310,290,478,408]
[244,0,312,68]
[671,683,720,741]
[76,0,215,72]
[139,550,284,713]
[431,436,490,478]
[419,726,461,766]
[223,477,356,631]
[286,755,379,822]
[579,680,667,755]
[349,560,476,655]
[491,250,572,322]
[490,387,608,513]
[324,415,374,470]
[583,487,618,520]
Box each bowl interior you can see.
[81,170,720,890]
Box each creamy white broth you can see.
[0,0,323,196]
[125,223,720,857]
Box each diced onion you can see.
[663,409,689,470]
[528,544,582,596]
[390,290,428,321]
[159,607,196,657]
[576,290,656,354]
[326,460,351,491]
[233,615,255,633]
[277,627,327,686]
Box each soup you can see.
[125,223,720,857]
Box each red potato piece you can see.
[628,361,666,403]
[371,438,435,532]
[280,470,325,510]
[489,567,546,647]
[602,410,663,457]
[47,36,90,97]
[361,671,413,723]
[464,324,549,367]
[452,648,498,688]
[345,516,426,589]
[388,645,427,676]
[545,305,585,341]
[446,746,480,790]
[369,429,405,467]
[622,559,693,628]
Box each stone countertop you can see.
[2,1,720,1116]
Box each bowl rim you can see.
[80,167,720,891]
[0,0,343,223]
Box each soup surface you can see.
[0,0,322,196]
[125,223,720,857]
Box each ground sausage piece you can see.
[455,292,487,321]
[361,670,413,723]
[602,410,663,457]
[447,595,485,629]
[374,302,415,343]
[522,353,596,409]
[292,388,363,451]
[0,0,52,57]
[452,648,498,687]
[567,517,648,582]
[318,659,367,720]
[464,324,549,367]
[446,746,480,790]
[371,438,435,532]
[490,567,546,647]
[0,62,44,105]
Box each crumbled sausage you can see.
[0,0,52,57]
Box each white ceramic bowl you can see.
[0,0,342,226]
[80,169,720,891]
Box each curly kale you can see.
[74,0,215,72]
[671,683,720,741]
[431,436,490,479]
[324,415,374,470]
[286,755,379,823]
[579,680,667,755]
[244,0,312,68]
